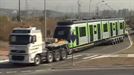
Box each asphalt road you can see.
[12,67,134,75]
[0,34,133,75]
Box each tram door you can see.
[89,25,93,42]
[97,24,101,40]
[113,23,116,36]
[110,23,113,37]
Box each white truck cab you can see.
[9,27,68,65]
[9,27,45,64]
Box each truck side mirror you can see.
[31,35,36,43]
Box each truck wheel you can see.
[34,55,41,66]
[61,49,67,60]
[46,52,54,63]
[54,50,60,62]
[120,37,124,42]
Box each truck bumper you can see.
[9,54,34,64]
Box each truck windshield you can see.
[10,35,30,45]
[54,27,70,41]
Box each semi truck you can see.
[9,18,126,65]
[9,27,69,65]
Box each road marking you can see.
[112,31,133,54]
[91,54,119,59]
[67,54,82,59]
[21,70,32,73]
[91,54,134,60]
[50,66,134,71]
[35,70,44,72]
[6,71,17,74]
[127,54,134,57]
[91,31,134,60]
[83,55,99,59]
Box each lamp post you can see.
[77,0,81,20]
[44,0,47,41]
[18,0,21,22]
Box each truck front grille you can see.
[12,56,24,61]
[11,50,26,53]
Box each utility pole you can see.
[18,0,21,22]
[25,0,28,13]
[96,6,99,18]
[44,0,47,41]
[25,0,29,20]
[77,0,81,20]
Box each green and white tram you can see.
[54,18,126,54]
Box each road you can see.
[0,34,133,75]
[10,67,134,75]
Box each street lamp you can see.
[77,0,81,20]
[44,0,47,41]
[17,0,21,22]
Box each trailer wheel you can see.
[46,51,54,63]
[120,37,124,42]
[54,50,60,62]
[34,55,41,66]
[61,48,67,60]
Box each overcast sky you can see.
[0,0,134,12]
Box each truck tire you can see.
[120,37,124,42]
[54,50,60,62]
[46,51,54,63]
[61,48,67,60]
[34,55,41,66]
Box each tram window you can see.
[103,23,108,32]
[120,23,123,29]
[79,27,86,37]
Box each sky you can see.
[0,0,134,13]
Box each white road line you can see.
[49,66,134,71]
[112,31,133,54]
[83,55,99,59]
[67,54,82,59]
[91,53,134,60]
[21,70,32,73]
[35,70,44,72]
[90,55,109,59]
[6,71,17,74]
[109,55,119,57]
[94,31,134,59]
[127,54,134,57]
